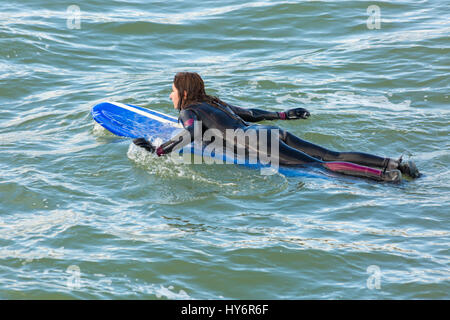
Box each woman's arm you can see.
[227,104,310,122]
[133,109,199,156]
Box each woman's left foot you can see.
[397,159,420,179]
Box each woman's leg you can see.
[278,129,393,169]
[278,129,420,178]
[254,127,401,182]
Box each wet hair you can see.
[173,72,227,110]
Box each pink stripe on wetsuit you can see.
[324,162,382,177]
[184,118,194,127]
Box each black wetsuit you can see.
[126,101,408,181]
[155,102,390,173]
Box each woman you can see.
[133,72,419,182]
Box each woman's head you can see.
[170,72,207,110]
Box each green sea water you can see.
[0,0,449,299]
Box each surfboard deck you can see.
[91,101,330,179]
[92,101,182,141]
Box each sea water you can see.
[0,0,449,299]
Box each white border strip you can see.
[105,101,183,128]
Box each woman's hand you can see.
[284,107,310,119]
[133,138,156,153]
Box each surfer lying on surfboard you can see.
[133,72,420,182]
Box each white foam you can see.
[92,122,109,136]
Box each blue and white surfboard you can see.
[92,101,182,141]
[91,101,329,179]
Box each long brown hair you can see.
[173,72,227,110]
